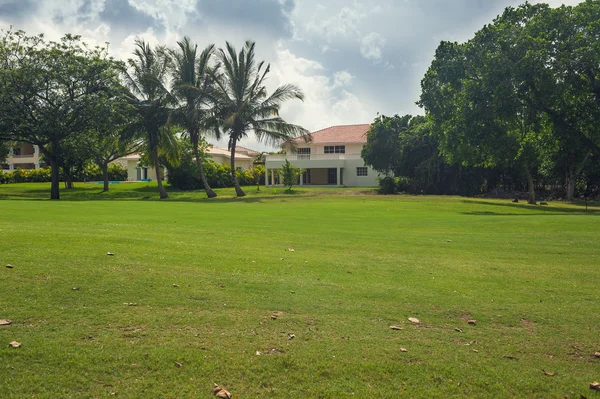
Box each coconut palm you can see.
[169,37,218,198]
[211,40,309,197]
[122,39,174,199]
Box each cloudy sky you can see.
[0,0,583,151]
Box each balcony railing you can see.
[266,153,362,161]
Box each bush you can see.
[377,176,398,194]
[0,167,52,184]
[166,156,256,191]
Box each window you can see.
[356,167,368,176]
[324,145,345,154]
[303,169,311,184]
[297,147,311,160]
[327,168,337,184]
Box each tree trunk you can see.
[565,151,590,202]
[152,150,168,199]
[49,158,60,200]
[525,166,536,205]
[230,138,246,197]
[193,144,217,198]
[102,163,109,192]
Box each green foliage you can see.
[281,159,304,191]
[0,168,51,184]
[0,29,127,199]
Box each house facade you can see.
[265,124,377,187]
[120,146,259,182]
[1,143,42,171]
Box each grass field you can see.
[1,183,599,398]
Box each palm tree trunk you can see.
[193,142,217,198]
[152,149,168,199]
[230,138,246,197]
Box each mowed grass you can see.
[1,183,599,398]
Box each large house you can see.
[118,146,259,181]
[265,124,377,187]
[1,143,41,171]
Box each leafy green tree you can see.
[0,140,10,164]
[248,165,265,191]
[0,30,125,199]
[281,159,303,191]
[169,37,218,198]
[122,39,175,199]
[211,40,309,197]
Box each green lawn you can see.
[1,183,599,398]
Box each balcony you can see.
[266,153,362,162]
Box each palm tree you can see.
[211,40,309,197]
[122,39,174,199]
[169,37,218,198]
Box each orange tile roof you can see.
[291,124,371,144]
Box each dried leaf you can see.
[270,315,277,320]
[280,258,284,261]
[455,328,463,333]
[408,317,420,324]
[8,341,21,348]
[172,284,179,288]
[219,284,225,288]
[290,291,295,294]
[0,319,12,326]
[288,333,296,340]
[213,383,231,398]
[590,382,600,391]
[175,361,183,367]
[594,352,600,358]
[472,349,479,353]
[467,320,477,325]
[400,348,408,352]
[72,287,80,291]
[123,303,137,306]
[5,264,13,269]
[446,240,453,243]
[256,351,261,355]
[389,326,403,330]
[542,370,555,376]
[107,252,114,256]
[287,248,295,252]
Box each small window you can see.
[297,148,311,154]
[324,146,345,154]
[356,167,368,176]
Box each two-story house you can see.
[1,143,42,171]
[265,124,377,187]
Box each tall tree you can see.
[169,37,218,198]
[211,40,308,197]
[122,39,174,199]
[0,30,124,199]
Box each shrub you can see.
[377,176,397,194]
[0,167,52,184]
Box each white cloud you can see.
[360,32,385,61]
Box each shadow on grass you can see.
[460,200,600,216]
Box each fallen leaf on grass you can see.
[455,328,463,333]
[287,248,295,252]
[72,287,80,291]
[467,320,477,325]
[446,240,453,243]
[280,258,284,261]
[542,370,555,376]
[288,333,296,340]
[8,341,21,348]
[408,317,420,324]
[400,348,408,352]
[290,291,295,294]
[270,315,277,320]
[123,303,137,306]
[107,252,114,256]
[472,349,479,353]
[590,382,600,391]
[5,264,13,269]
[594,352,600,358]
[213,383,231,398]
[389,326,403,330]
[0,320,12,326]
[175,361,183,367]
[503,355,518,360]
[172,284,179,288]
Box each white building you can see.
[1,143,41,171]
[265,124,378,187]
